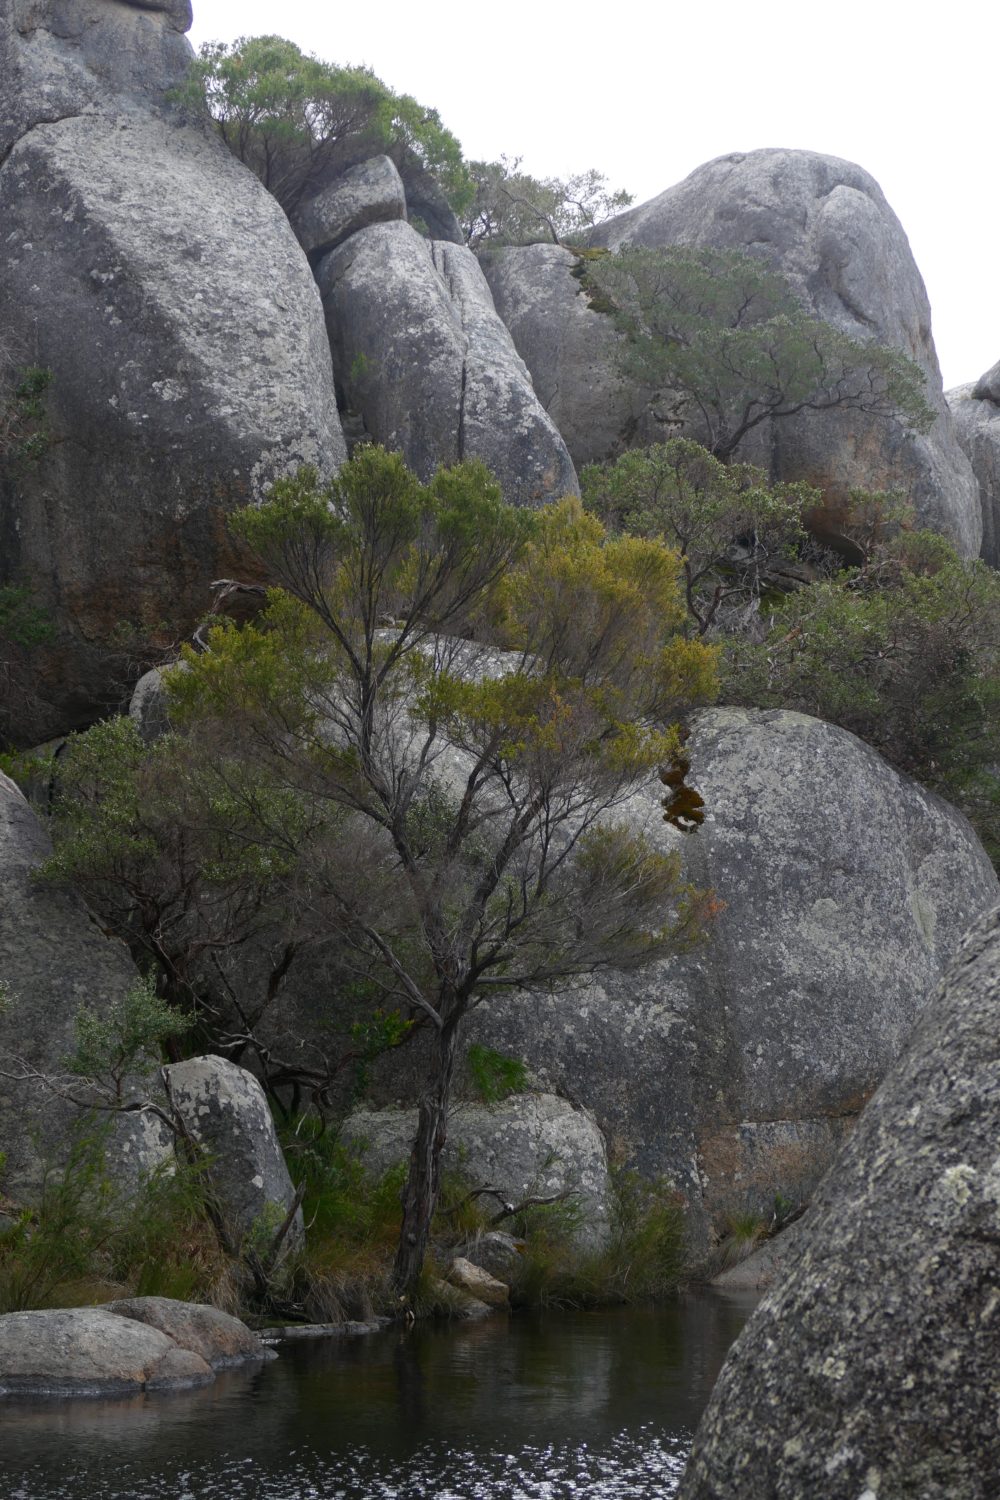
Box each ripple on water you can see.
[7,1428,690,1500]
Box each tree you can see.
[581,440,819,636]
[461,156,632,249]
[722,523,1000,860]
[165,446,718,1296]
[583,245,935,462]
[179,36,472,220]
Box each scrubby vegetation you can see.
[583,441,1000,861]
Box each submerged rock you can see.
[678,906,1000,1499]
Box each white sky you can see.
[188,0,997,391]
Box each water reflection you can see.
[0,1290,755,1499]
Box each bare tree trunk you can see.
[391,1018,459,1300]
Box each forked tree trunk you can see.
[391,1018,459,1300]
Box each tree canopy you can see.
[583,245,936,462]
[179,35,472,218]
[154,446,718,1294]
[461,155,632,249]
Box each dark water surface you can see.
[0,1291,756,1499]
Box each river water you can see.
[0,1291,755,1499]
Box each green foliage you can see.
[0,357,52,468]
[180,35,471,218]
[466,1044,529,1104]
[0,1122,221,1313]
[582,440,817,635]
[506,1170,686,1308]
[721,518,1000,859]
[583,245,935,461]
[66,976,189,1101]
[462,155,632,248]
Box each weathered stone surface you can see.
[488,150,979,553]
[587,150,981,554]
[1,4,345,740]
[446,1257,510,1309]
[0,0,193,151]
[0,770,156,1201]
[430,242,579,502]
[480,242,642,467]
[342,1092,612,1251]
[105,1296,276,1368]
[948,376,1000,566]
[678,907,1000,1499]
[128,665,173,744]
[291,155,407,258]
[710,1216,808,1294]
[163,1056,303,1254]
[454,1229,523,1279]
[456,708,998,1252]
[0,1307,212,1396]
[316,220,577,504]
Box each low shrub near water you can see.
[0,1122,228,1315]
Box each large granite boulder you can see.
[480,242,642,467]
[0,0,345,741]
[316,220,578,504]
[678,906,1000,1499]
[444,708,998,1252]
[0,770,159,1202]
[0,1298,271,1397]
[163,1056,303,1255]
[342,1092,612,1252]
[948,366,1000,566]
[0,1307,211,1396]
[487,150,980,555]
[104,1295,276,1369]
[290,155,407,258]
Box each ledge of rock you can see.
[103,1296,277,1370]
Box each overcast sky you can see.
[188,0,996,391]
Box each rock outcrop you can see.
[0,0,345,741]
[948,365,1000,566]
[0,770,157,1202]
[316,220,578,504]
[481,242,641,467]
[487,150,980,556]
[290,154,407,258]
[678,906,1000,1500]
[450,708,998,1252]
[163,1056,303,1254]
[0,1299,272,1397]
[342,1092,612,1252]
[104,1295,277,1369]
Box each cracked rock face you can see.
[677,906,1000,1500]
[0,2,345,740]
[317,218,578,504]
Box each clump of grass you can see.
[0,1121,227,1314]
